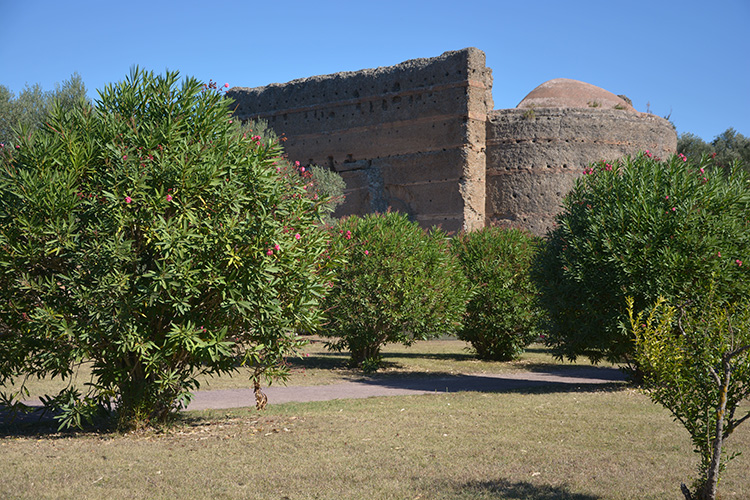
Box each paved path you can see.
[3,366,626,427]
[186,366,626,410]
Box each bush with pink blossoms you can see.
[0,69,335,430]
[532,152,750,371]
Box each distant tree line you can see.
[678,128,750,171]
[0,73,88,145]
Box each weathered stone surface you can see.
[517,78,635,112]
[486,108,677,233]
[228,49,677,236]
[228,48,493,232]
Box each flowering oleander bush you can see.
[321,212,470,371]
[0,69,335,430]
[451,227,541,361]
[532,152,750,368]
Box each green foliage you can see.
[629,297,750,500]
[451,227,540,361]
[307,165,346,221]
[233,119,345,222]
[532,152,750,366]
[0,73,89,146]
[0,68,334,430]
[321,212,470,371]
[678,128,750,173]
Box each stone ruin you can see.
[227,48,676,236]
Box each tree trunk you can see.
[700,362,731,500]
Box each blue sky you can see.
[2,0,748,141]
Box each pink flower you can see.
[267,249,274,256]
[737,259,743,267]
[122,155,128,160]
[665,195,669,200]
[166,194,173,202]
[672,207,676,212]
[224,83,229,88]
[364,250,369,256]
[295,233,301,240]
[345,230,352,240]
[700,167,705,174]
[718,252,722,257]
[125,196,132,204]
[274,244,281,251]
[295,161,300,167]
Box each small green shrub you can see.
[321,212,470,371]
[629,296,750,500]
[0,69,335,430]
[452,227,540,361]
[532,152,750,367]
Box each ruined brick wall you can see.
[485,108,677,235]
[227,48,493,232]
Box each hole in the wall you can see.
[392,82,401,92]
[327,156,334,169]
[382,100,388,111]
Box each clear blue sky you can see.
[2,0,748,141]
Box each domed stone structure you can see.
[517,78,635,112]
[485,79,676,234]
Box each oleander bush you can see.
[321,212,470,371]
[0,69,335,430]
[452,227,541,361]
[532,152,750,369]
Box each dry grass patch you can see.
[2,388,748,499]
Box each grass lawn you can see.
[1,339,749,499]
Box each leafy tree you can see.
[629,297,750,500]
[532,153,750,369]
[451,227,540,361]
[0,68,334,430]
[678,128,750,172]
[322,212,470,371]
[0,73,88,146]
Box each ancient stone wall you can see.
[486,108,677,234]
[227,48,493,232]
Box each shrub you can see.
[451,227,540,361]
[532,152,750,367]
[321,212,470,371]
[0,69,335,430]
[629,296,750,500]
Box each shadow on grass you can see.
[448,479,601,499]
[350,369,627,395]
[0,405,112,438]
